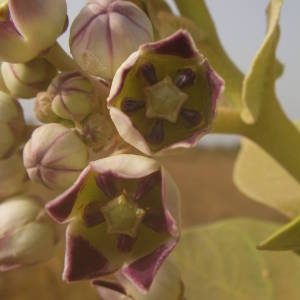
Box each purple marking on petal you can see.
[174,68,196,88]
[96,173,117,198]
[141,30,198,59]
[64,235,110,281]
[134,171,161,201]
[146,120,164,144]
[143,211,167,233]
[123,240,178,291]
[93,279,127,295]
[121,98,145,113]
[138,63,157,85]
[117,234,135,253]
[180,108,203,126]
[82,201,105,227]
[46,184,81,223]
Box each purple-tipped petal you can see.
[123,240,177,291]
[46,166,91,223]
[141,30,198,59]
[63,233,111,281]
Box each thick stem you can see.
[213,101,300,183]
[43,43,77,71]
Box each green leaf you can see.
[241,0,283,124]
[174,0,244,109]
[171,219,300,300]
[233,132,300,218]
[259,216,300,251]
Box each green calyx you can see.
[145,76,188,123]
[0,1,9,22]
[101,193,146,237]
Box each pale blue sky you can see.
[33,0,299,146]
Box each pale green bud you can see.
[0,196,58,271]
[70,0,154,80]
[23,123,89,190]
[1,58,57,99]
[48,72,94,122]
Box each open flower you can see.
[70,0,153,80]
[0,0,67,63]
[108,30,224,155]
[46,154,180,291]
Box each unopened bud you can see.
[34,92,61,124]
[0,196,58,271]
[0,0,67,63]
[70,0,154,80]
[0,92,25,140]
[1,58,57,99]
[23,123,89,190]
[48,72,94,122]
[0,153,26,200]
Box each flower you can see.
[46,154,180,291]
[70,0,154,80]
[108,30,224,155]
[1,58,57,99]
[47,72,94,122]
[23,123,89,191]
[0,196,58,271]
[0,0,67,63]
[0,153,26,200]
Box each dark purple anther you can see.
[181,108,203,126]
[143,211,167,233]
[139,63,157,85]
[96,173,117,198]
[117,234,135,253]
[82,201,105,227]
[134,172,161,201]
[146,120,164,144]
[121,98,145,113]
[175,68,196,88]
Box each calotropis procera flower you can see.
[107,30,224,155]
[46,154,180,291]
[1,58,57,99]
[23,123,89,191]
[0,0,67,63]
[70,0,154,80]
[47,72,95,122]
[0,196,58,271]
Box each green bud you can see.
[1,58,57,99]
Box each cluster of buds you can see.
[0,0,224,296]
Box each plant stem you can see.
[213,101,300,183]
[43,43,77,71]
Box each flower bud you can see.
[23,123,89,191]
[70,0,154,80]
[0,0,67,63]
[47,72,94,122]
[34,92,61,124]
[0,196,58,271]
[80,113,116,151]
[0,91,25,140]
[108,30,224,155]
[1,58,57,99]
[0,153,26,200]
[0,122,15,159]
[46,154,180,291]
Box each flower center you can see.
[144,76,188,123]
[0,1,9,22]
[101,193,145,237]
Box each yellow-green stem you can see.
[44,43,77,72]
